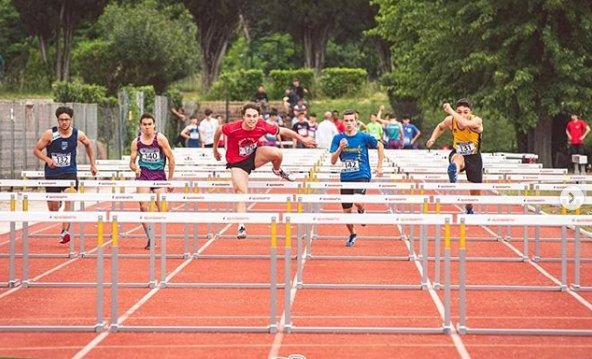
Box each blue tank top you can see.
[330,131,378,181]
[187,125,200,148]
[137,133,166,178]
[45,126,78,177]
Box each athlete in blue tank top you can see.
[33,106,97,244]
[330,109,384,247]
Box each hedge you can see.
[206,69,264,101]
[268,69,314,100]
[318,67,367,99]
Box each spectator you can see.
[566,113,590,171]
[199,108,218,148]
[332,110,345,133]
[316,111,339,149]
[290,77,308,102]
[292,98,308,118]
[292,112,311,148]
[180,115,200,148]
[252,85,269,113]
[308,112,318,140]
[402,116,421,149]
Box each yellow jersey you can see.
[452,116,481,155]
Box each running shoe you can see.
[237,224,247,239]
[345,234,357,247]
[59,230,71,244]
[447,163,458,183]
[466,205,474,215]
[272,168,295,182]
[144,239,151,250]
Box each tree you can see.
[182,0,244,89]
[11,0,108,82]
[73,0,199,93]
[373,0,592,166]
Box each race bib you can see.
[457,141,476,155]
[341,160,360,173]
[140,149,161,162]
[298,128,308,136]
[51,153,71,167]
[239,143,256,157]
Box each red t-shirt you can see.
[334,119,345,133]
[222,119,279,163]
[567,119,588,145]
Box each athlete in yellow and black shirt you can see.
[426,98,483,214]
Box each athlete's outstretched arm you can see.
[426,117,452,148]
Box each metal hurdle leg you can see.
[505,204,512,241]
[457,218,467,334]
[522,205,529,261]
[284,218,293,332]
[21,220,29,287]
[95,216,105,332]
[183,202,190,259]
[443,219,451,331]
[533,206,541,261]
[297,220,303,288]
[160,222,167,287]
[420,224,428,289]
[149,223,156,288]
[433,221,442,289]
[496,203,503,240]
[207,201,213,239]
[79,201,87,257]
[269,218,278,333]
[560,225,567,291]
[572,226,581,290]
[111,216,120,332]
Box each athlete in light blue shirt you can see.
[330,109,384,247]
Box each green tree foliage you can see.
[11,0,108,82]
[373,0,592,163]
[72,0,199,94]
[182,0,245,90]
[0,0,29,86]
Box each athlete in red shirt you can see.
[213,102,316,239]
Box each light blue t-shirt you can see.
[330,131,378,181]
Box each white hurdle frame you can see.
[0,211,106,332]
[456,214,592,336]
[108,211,281,333]
[282,212,453,334]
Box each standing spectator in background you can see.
[283,88,297,114]
[332,110,345,133]
[199,108,218,148]
[180,115,200,148]
[292,112,311,148]
[290,77,308,102]
[316,111,339,149]
[366,113,384,143]
[402,116,421,149]
[292,98,309,118]
[171,106,188,147]
[566,113,591,171]
[380,114,404,149]
[308,113,318,140]
[252,85,269,113]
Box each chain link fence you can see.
[0,93,170,179]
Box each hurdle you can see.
[456,214,592,335]
[108,211,281,333]
[281,212,453,334]
[0,211,106,332]
[0,192,18,287]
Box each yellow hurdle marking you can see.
[271,219,277,249]
[459,221,466,250]
[97,217,104,246]
[112,218,119,247]
[285,219,292,249]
